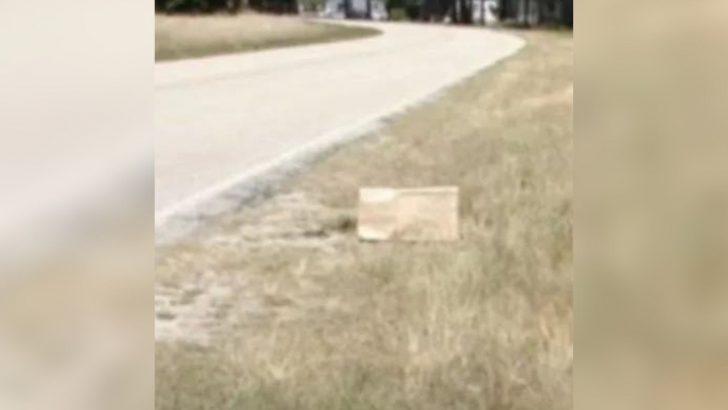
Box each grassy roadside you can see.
[156,13,379,61]
[156,29,573,409]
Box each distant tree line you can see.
[156,0,572,28]
[497,0,572,27]
[156,0,244,13]
[155,0,326,15]
[395,0,571,26]
[157,0,298,13]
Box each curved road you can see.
[155,21,523,229]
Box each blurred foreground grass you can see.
[156,30,573,409]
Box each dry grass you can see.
[156,29,573,409]
[156,13,379,61]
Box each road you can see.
[155,21,523,229]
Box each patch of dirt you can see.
[155,192,355,345]
[207,192,356,252]
[155,271,237,346]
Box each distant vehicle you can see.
[322,0,388,20]
[471,0,499,24]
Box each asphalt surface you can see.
[155,21,523,229]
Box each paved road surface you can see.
[155,21,522,228]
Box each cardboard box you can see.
[357,186,459,241]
